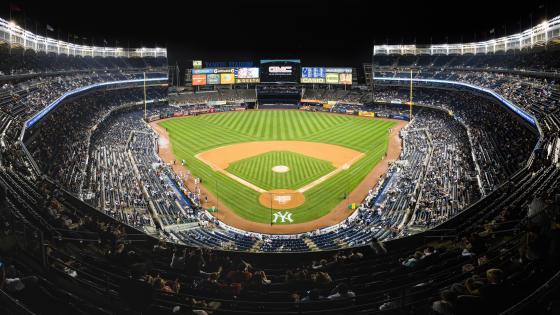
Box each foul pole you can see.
[143,72,147,121]
[409,69,413,120]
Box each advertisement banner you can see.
[358,111,375,117]
[339,73,352,85]
[236,78,260,83]
[237,67,259,79]
[192,68,216,74]
[207,73,220,85]
[325,67,352,73]
[220,73,235,84]
[301,77,325,84]
[193,60,202,69]
[192,74,207,86]
[326,73,339,84]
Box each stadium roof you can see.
[1,0,559,65]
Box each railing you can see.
[374,15,560,55]
[0,17,166,58]
[23,77,169,130]
[373,76,539,127]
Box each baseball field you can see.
[156,110,396,229]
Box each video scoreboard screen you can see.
[260,60,301,83]
[191,67,260,85]
[301,67,352,85]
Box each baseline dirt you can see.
[149,113,407,234]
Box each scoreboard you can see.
[191,67,260,85]
[260,60,301,83]
[301,67,352,85]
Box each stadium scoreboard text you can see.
[191,67,260,85]
[301,67,352,84]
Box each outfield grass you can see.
[159,110,395,224]
[226,151,335,191]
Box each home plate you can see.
[259,189,305,209]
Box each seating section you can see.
[1,41,560,315]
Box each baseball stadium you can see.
[1,1,560,314]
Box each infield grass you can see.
[159,110,395,225]
[226,151,335,191]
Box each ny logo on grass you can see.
[272,211,293,223]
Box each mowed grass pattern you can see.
[159,110,395,224]
[226,151,335,191]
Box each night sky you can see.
[2,0,559,68]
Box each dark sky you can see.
[2,0,559,67]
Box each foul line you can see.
[196,152,365,194]
[297,153,365,193]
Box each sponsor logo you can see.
[269,66,292,73]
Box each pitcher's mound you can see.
[259,189,305,209]
[272,165,289,173]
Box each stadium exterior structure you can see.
[0,17,166,58]
[373,15,560,55]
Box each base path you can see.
[196,140,364,196]
[150,115,407,234]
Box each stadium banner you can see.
[192,74,207,86]
[339,73,352,85]
[325,67,352,73]
[236,67,260,83]
[220,73,235,84]
[207,73,220,85]
[237,67,259,78]
[301,77,325,83]
[358,111,375,117]
[207,101,227,106]
[301,99,322,103]
[301,67,352,84]
[192,68,216,74]
[325,73,340,84]
[193,60,202,69]
[301,67,326,83]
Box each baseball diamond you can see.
[226,151,336,191]
[156,110,396,228]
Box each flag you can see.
[347,203,357,210]
[46,24,54,32]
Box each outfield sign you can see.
[191,67,260,85]
[301,67,352,84]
